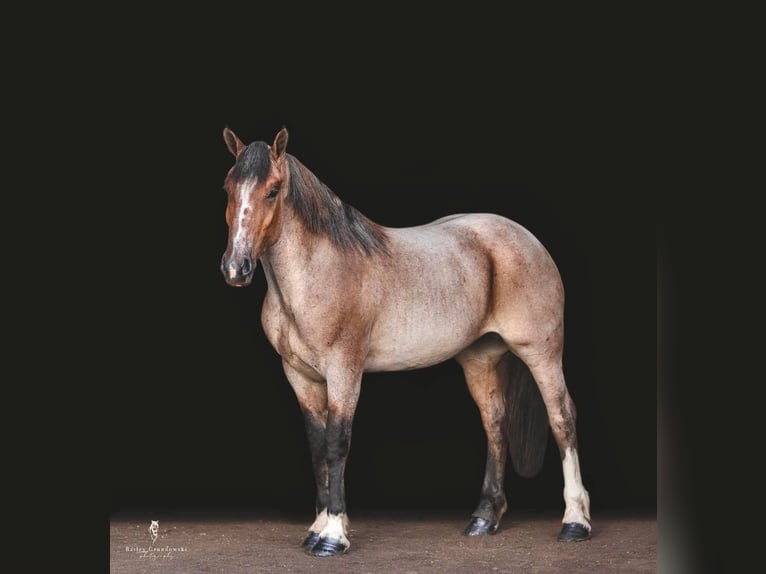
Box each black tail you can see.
[504,354,549,478]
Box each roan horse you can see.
[220,127,592,557]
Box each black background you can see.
[109,21,657,520]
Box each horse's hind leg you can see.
[456,337,511,536]
[514,346,592,541]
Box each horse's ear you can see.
[223,126,246,157]
[271,127,289,159]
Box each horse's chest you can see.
[262,299,325,376]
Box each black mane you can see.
[286,154,389,256]
[229,141,271,183]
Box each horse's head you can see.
[220,127,289,286]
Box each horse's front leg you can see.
[284,359,362,557]
[310,362,363,557]
[282,362,331,551]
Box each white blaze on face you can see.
[231,177,258,260]
[561,447,592,529]
[319,512,350,547]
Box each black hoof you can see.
[310,537,348,557]
[301,532,320,550]
[463,516,498,536]
[558,522,591,541]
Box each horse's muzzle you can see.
[221,254,256,287]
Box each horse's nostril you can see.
[241,257,252,275]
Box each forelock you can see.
[229,141,271,183]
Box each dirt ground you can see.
[110,509,655,573]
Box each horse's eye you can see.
[266,187,279,200]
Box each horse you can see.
[219,126,592,557]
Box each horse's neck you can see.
[259,210,338,308]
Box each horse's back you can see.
[426,212,544,249]
[419,213,559,282]
[384,212,562,314]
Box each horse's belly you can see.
[364,342,470,372]
[364,308,484,372]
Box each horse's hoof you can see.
[558,522,591,541]
[310,537,348,557]
[463,516,498,536]
[301,532,320,550]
